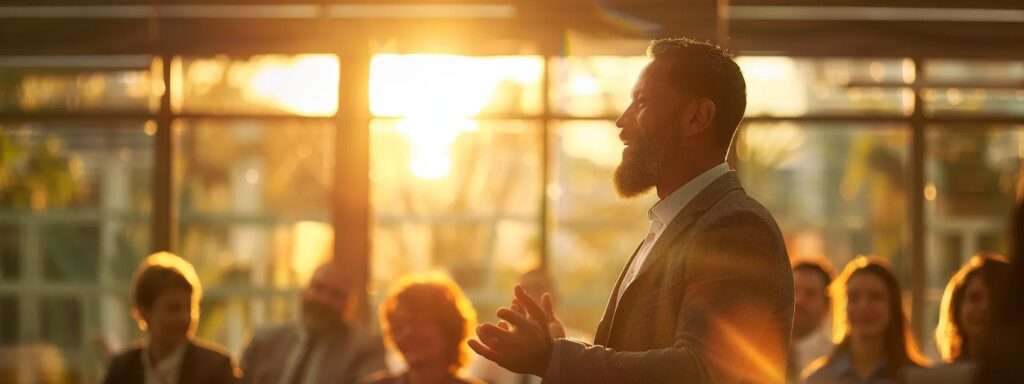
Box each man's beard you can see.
[301,299,344,334]
[614,137,665,197]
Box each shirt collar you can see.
[648,163,730,226]
[143,339,188,377]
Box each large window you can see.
[4,49,1023,383]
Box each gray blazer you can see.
[240,323,385,384]
[543,172,794,384]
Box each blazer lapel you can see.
[595,240,645,345]
[633,172,741,280]
[598,172,743,345]
[177,342,196,384]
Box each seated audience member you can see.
[803,256,928,384]
[0,343,66,384]
[241,262,385,384]
[935,253,1011,364]
[789,257,837,382]
[364,272,482,384]
[103,252,236,384]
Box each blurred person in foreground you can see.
[470,36,794,383]
[803,256,928,384]
[935,253,1011,364]
[789,258,836,382]
[467,268,590,384]
[103,252,237,384]
[363,272,482,384]
[0,343,66,384]
[972,199,1024,383]
[241,262,385,384]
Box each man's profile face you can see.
[301,265,348,333]
[613,60,685,197]
[792,268,830,339]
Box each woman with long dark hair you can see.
[803,256,928,383]
[935,253,1011,364]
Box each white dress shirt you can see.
[616,163,731,305]
[143,341,187,384]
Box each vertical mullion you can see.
[153,54,175,252]
[539,54,552,272]
[909,57,927,344]
[334,47,371,324]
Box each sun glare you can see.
[247,55,339,116]
[370,54,542,180]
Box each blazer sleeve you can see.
[210,353,239,384]
[542,212,792,384]
[101,352,127,384]
[349,333,388,383]
[239,333,260,384]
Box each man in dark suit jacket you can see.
[104,340,236,384]
[470,37,794,383]
[240,262,386,384]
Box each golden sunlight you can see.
[370,54,542,180]
[246,55,339,116]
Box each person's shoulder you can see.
[800,355,834,384]
[189,339,232,361]
[359,370,399,384]
[251,323,301,345]
[108,345,144,367]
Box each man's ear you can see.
[679,98,716,137]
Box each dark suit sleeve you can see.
[239,332,261,384]
[210,354,239,384]
[349,333,388,383]
[543,212,792,384]
[101,353,127,384]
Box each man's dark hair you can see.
[132,264,193,311]
[646,38,746,150]
[793,258,836,294]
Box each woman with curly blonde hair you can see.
[365,272,481,384]
[935,253,1011,363]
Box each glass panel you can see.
[0,296,16,345]
[42,224,99,282]
[925,60,1024,85]
[924,88,1024,116]
[370,54,544,117]
[41,296,83,349]
[923,125,1024,356]
[0,225,18,280]
[736,122,910,277]
[0,122,154,213]
[174,119,335,218]
[174,119,335,355]
[370,119,541,322]
[0,56,160,112]
[548,56,648,117]
[550,120,656,335]
[0,122,153,383]
[176,55,339,116]
[737,57,914,117]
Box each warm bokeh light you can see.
[370,54,543,179]
[179,54,339,116]
[247,55,338,116]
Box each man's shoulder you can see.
[109,345,143,367]
[250,323,302,346]
[188,339,233,363]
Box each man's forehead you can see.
[311,264,347,288]
[634,60,676,95]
